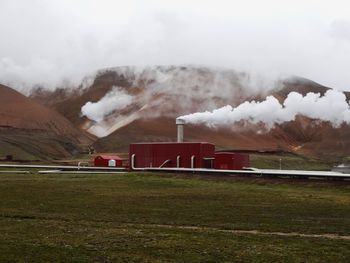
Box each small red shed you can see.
[94,155,123,167]
[214,152,250,170]
[130,142,215,169]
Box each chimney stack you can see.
[176,118,185,143]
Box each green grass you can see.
[0,172,349,262]
[341,156,350,164]
[0,140,39,160]
[250,153,335,170]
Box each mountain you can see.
[0,84,93,160]
[30,66,350,160]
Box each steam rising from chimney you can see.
[178,89,350,129]
[79,66,280,137]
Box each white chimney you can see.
[176,118,185,143]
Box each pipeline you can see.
[2,161,350,180]
[159,159,171,168]
[38,170,127,174]
[176,155,181,168]
[191,155,195,169]
[0,164,126,171]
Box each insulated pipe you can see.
[38,170,126,174]
[191,155,195,169]
[143,167,350,179]
[176,118,185,143]
[130,154,145,171]
[0,164,125,171]
[176,156,181,168]
[0,170,31,174]
[159,159,171,168]
[78,161,89,170]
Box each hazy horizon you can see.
[1,0,350,91]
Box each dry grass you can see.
[0,172,349,262]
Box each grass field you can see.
[250,153,336,170]
[0,172,349,262]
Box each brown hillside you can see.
[0,84,93,159]
[93,115,350,160]
[30,70,136,127]
[30,66,350,160]
[93,117,283,153]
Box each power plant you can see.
[1,118,350,180]
[129,118,249,170]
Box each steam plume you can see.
[178,89,350,129]
[79,66,282,137]
[81,86,133,122]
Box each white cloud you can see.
[1,0,350,91]
[329,19,350,41]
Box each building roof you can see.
[131,142,213,145]
[215,152,247,155]
[95,155,122,160]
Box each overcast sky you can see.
[1,0,350,91]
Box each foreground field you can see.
[249,153,337,170]
[0,172,349,262]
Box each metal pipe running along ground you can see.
[38,170,127,174]
[145,167,350,179]
[2,160,350,180]
[130,154,350,179]
[0,164,126,171]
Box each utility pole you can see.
[279,158,282,170]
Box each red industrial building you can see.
[122,119,250,171]
[129,142,249,170]
[130,142,215,169]
[214,152,250,170]
[94,155,123,167]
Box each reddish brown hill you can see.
[93,117,283,153]
[31,66,249,127]
[30,66,350,160]
[271,119,350,159]
[93,115,350,160]
[31,70,136,128]
[0,84,93,160]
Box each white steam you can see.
[81,86,133,122]
[80,66,280,137]
[179,89,350,129]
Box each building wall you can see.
[94,156,123,167]
[214,152,250,170]
[130,143,215,169]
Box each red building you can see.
[214,152,250,170]
[94,155,123,167]
[129,142,215,169]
